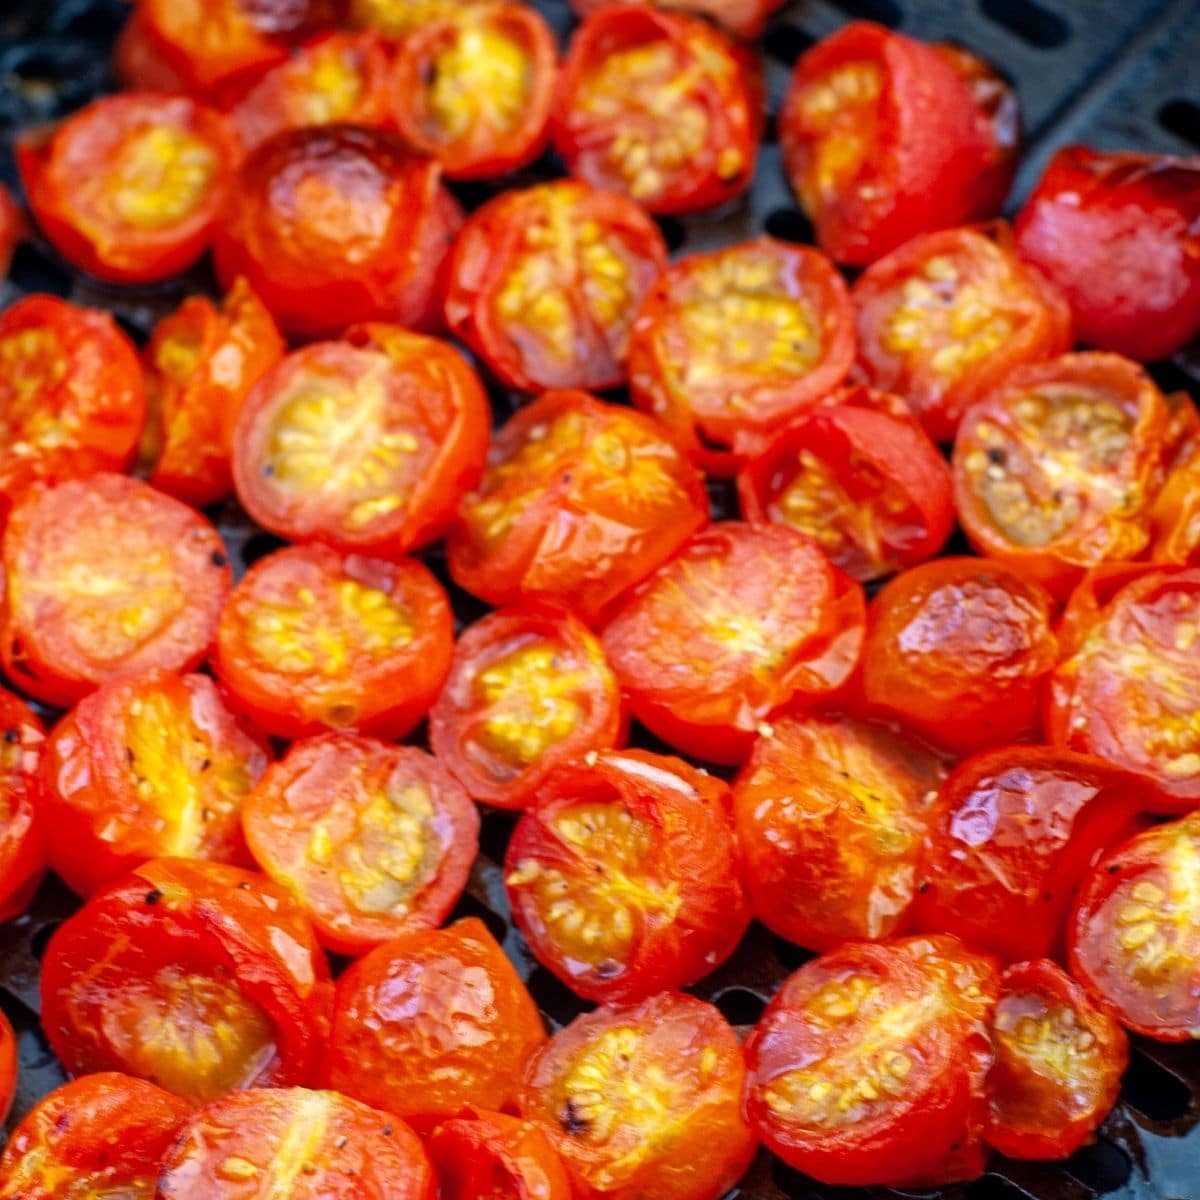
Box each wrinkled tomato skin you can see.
[214,124,463,340]
[325,918,546,1131]
[1015,148,1200,362]
[0,184,24,278]
[569,0,786,38]
[0,687,46,923]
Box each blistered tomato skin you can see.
[0,687,46,922]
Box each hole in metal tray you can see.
[762,20,816,67]
[1062,1141,1132,1194]
[829,0,905,28]
[978,0,1071,49]
[1120,1048,1194,1123]
[1158,99,1200,151]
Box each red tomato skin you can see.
[1150,433,1200,564]
[1015,148,1200,362]
[0,1010,12,1125]
[0,687,46,922]
[569,0,786,38]
[0,183,24,278]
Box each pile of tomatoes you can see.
[0,0,1199,1196]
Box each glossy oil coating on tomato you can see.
[429,604,624,811]
[158,1087,436,1200]
[520,992,756,1200]
[391,3,558,180]
[954,353,1176,593]
[737,385,955,582]
[553,6,759,216]
[233,325,489,557]
[1,473,230,707]
[41,859,331,1102]
[41,670,269,898]
[858,556,1058,755]
[602,522,866,763]
[243,734,479,956]
[853,224,1072,442]
[985,959,1128,1160]
[628,237,854,472]
[326,917,546,1128]
[505,749,749,1002]
[0,1073,191,1200]
[449,390,707,625]
[569,0,786,39]
[214,544,453,740]
[0,686,45,922]
[214,124,463,339]
[443,180,667,392]
[1015,148,1200,362]
[19,92,240,284]
[733,713,948,952]
[0,183,24,278]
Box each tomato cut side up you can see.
[0,686,46,922]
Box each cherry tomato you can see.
[1,473,230,707]
[443,180,667,392]
[214,125,463,339]
[0,1073,191,1200]
[628,237,855,473]
[41,858,331,1102]
[158,1087,436,1200]
[0,183,24,278]
[0,687,46,922]
[602,522,866,763]
[857,557,1059,756]
[519,992,756,1200]
[449,390,707,625]
[214,544,453,740]
[985,959,1128,1160]
[41,670,269,898]
[569,0,787,39]
[140,278,285,508]
[326,918,546,1129]
[18,93,240,284]
[553,6,759,215]
[349,0,488,37]
[233,325,489,557]
[1015,148,1200,362]
[0,1009,13,1125]
[429,604,624,811]
[391,3,558,180]
[0,295,144,519]
[505,749,748,1002]
[853,224,1073,442]
[242,734,480,956]
[737,385,955,582]
[954,353,1176,594]
[1150,432,1200,563]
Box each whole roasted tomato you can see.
[326,918,546,1129]
[0,687,46,922]
[0,184,24,278]
[429,1108,573,1200]
[449,390,707,625]
[568,0,787,38]
[519,992,757,1200]
[602,522,866,763]
[1150,431,1200,563]
[1,474,230,707]
[41,858,331,1102]
[214,125,463,339]
[443,180,667,392]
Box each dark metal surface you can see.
[1,1,1199,1197]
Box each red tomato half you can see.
[0,687,45,922]
[602,522,866,763]
[569,0,786,38]
[41,859,331,1102]
[429,1108,573,1200]
[0,183,24,278]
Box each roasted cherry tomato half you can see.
[233,325,489,557]
[449,390,707,625]
[0,687,45,922]
[985,959,1128,1160]
[853,224,1073,442]
[443,180,667,392]
[628,237,855,473]
[857,556,1059,756]
[553,6,759,215]
[1,473,230,707]
[41,858,331,1102]
[505,749,748,1003]
[214,544,453,740]
[1151,432,1200,563]
[429,604,624,811]
[158,1087,435,1200]
[602,522,866,763]
[391,3,558,181]
[349,0,489,37]
[569,0,787,39]
[19,92,240,284]
[215,124,463,339]
[326,918,546,1129]
[954,353,1175,594]
[520,992,757,1200]
[0,183,24,278]
[41,670,269,898]
[0,1073,191,1200]
[0,295,144,519]
[1015,148,1200,362]
[733,713,948,952]
[140,278,285,508]
[243,735,479,956]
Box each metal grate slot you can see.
[978,0,1072,49]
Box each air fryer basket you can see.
[1,1,1198,1197]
